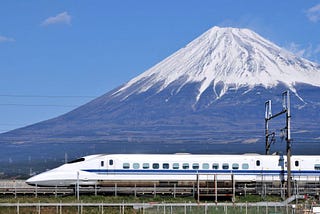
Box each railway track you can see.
[0,179,319,199]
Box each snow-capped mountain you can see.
[1,26,320,160]
[114,27,320,102]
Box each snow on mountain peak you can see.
[114,26,320,101]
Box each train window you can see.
[314,164,320,170]
[242,163,249,169]
[109,159,113,166]
[295,161,299,167]
[133,163,140,169]
[182,163,189,169]
[101,161,104,167]
[67,158,85,164]
[123,163,130,169]
[173,163,179,169]
[202,163,209,169]
[256,160,261,166]
[143,163,149,169]
[232,163,239,170]
[212,163,219,169]
[192,163,199,169]
[222,163,229,169]
[163,163,169,169]
[153,163,159,169]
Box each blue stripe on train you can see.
[82,169,320,176]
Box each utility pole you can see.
[265,100,275,155]
[264,91,292,197]
[284,91,292,198]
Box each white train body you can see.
[26,154,320,187]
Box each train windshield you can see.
[67,158,85,164]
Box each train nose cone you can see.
[26,176,37,186]
[26,172,53,186]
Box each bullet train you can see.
[26,153,320,187]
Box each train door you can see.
[292,157,301,181]
[107,158,115,175]
[99,159,105,172]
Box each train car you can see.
[26,153,320,187]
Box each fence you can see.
[0,202,313,214]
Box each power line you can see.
[0,94,96,98]
[0,94,96,107]
[0,103,78,107]
[0,123,27,126]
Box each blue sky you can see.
[0,1,320,133]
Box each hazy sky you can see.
[0,1,319,133]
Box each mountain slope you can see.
[0,26,319,156]
[114,27,320,102]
